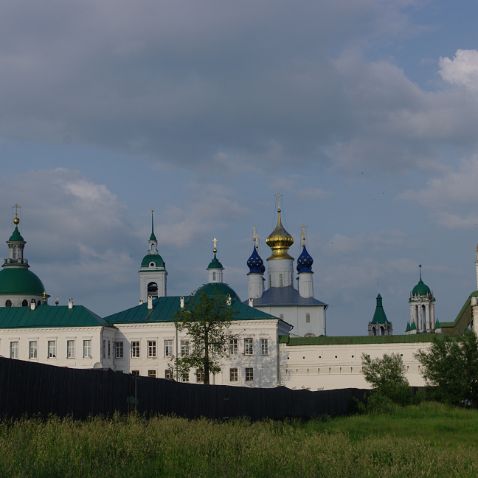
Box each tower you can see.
[207,238,224,283]
[265,203,294,288]
[138,211,167,302]
[247,227,265,299]
[0,207,47,307]
[368,294,393,336]
[297,227,314,298]
[407,265,435,333]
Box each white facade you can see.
[281,341,430,390]
[0,325,115,369]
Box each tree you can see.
[174,292,234,384]
[361,353,410,405]
[416,332,478,406]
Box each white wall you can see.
[280,342,431,390]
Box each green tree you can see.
[361,353,410,406]
[174,292,234,384]
[416,332,478,406]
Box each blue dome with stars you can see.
[297,246,313,273]
[247,247,265,274]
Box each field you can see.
[0,402,477,478]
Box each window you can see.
[244,338,253,355]
[245,367,254,382]
[260,338,269,355]
[180,340,189,357]
[102,339,106,358]
[10,341,18,359]
[229,338,238,355]
[196,369,204,383]
[148,340,157,358]
[131,341,140,358]
[230,368,238,382]
[148,370,156,378]
[165,369,173,380]
[66,340,75,359]
[114,341,124,359]
[164,339,173,357]
[29,340,38,359]
[22,299,28,307]
[306,313,311,323]
[212,271,216,281]
[180,371,189,382]
[131,370,140,376]
[108,340,111,358]
[83,339,92,359]
[5,300,12,307]
[48,340,57,358]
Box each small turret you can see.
[247,227,265,300]
[207,238,224,283]
[408,265,435,333]
[368,294,393,336]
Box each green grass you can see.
[0,402,477,477]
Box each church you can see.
[0,207,476,390]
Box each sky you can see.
[1,0,478,335]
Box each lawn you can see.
[0,402,476,477]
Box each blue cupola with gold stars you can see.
[247,227,265,300]
[297,227,315,298]
[297,246,313,273]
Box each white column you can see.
[298,272,314,298]
[248,273,264,299]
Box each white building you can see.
[1,211,477,391]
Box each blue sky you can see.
[1,0,478,335]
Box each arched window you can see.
[212,271,216,281]
[147,282,158,296]
[372,327,377,336]
[380,326,385,336]
[5,300,12,307]
[22,300,28,307]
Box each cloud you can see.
[439,49,478,92]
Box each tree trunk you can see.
[204,326,210,384]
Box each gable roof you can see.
[0,305,109,329]
[105,295,282,325]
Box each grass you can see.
[0,402,477,477]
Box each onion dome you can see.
[266,208,294,260]
[207,253,223,270]
[370,294,391,324]
[247,247,265,274]
[0,268,45,295]
[194,282,239,302]
[297,246,313,273]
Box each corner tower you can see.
[0,209,47,307]
[139,211,167,302]
[368,294,393,336]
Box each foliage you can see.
[174,292,234,384]
[1,403,478,477]
[361,353,411,406]
[416,332,478,406]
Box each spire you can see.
[370,294,390,324]
[411,264,432,297]
[149,209,157,242]
[419,264,422,281]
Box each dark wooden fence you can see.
[0,357,367,420]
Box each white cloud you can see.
[439,50,478,92]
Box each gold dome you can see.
[265,208,294,260]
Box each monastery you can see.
[0,207,476,390]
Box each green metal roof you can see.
[440,290,478,336]
[0,268,45,296]
[411,279,432,297]
[140,254,165,268]
[0,305,109,329]
[8,226,24,242]
[370,294,390,325]
[105,293,278,325]
[280,334,436,346]
[207,254,223,270]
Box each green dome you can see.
[141,254,165,268]
[193,282,240,302]
[0,268,45,296]
[411,279,431,297]
[8,226,24,242]
[207,254,223,270]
